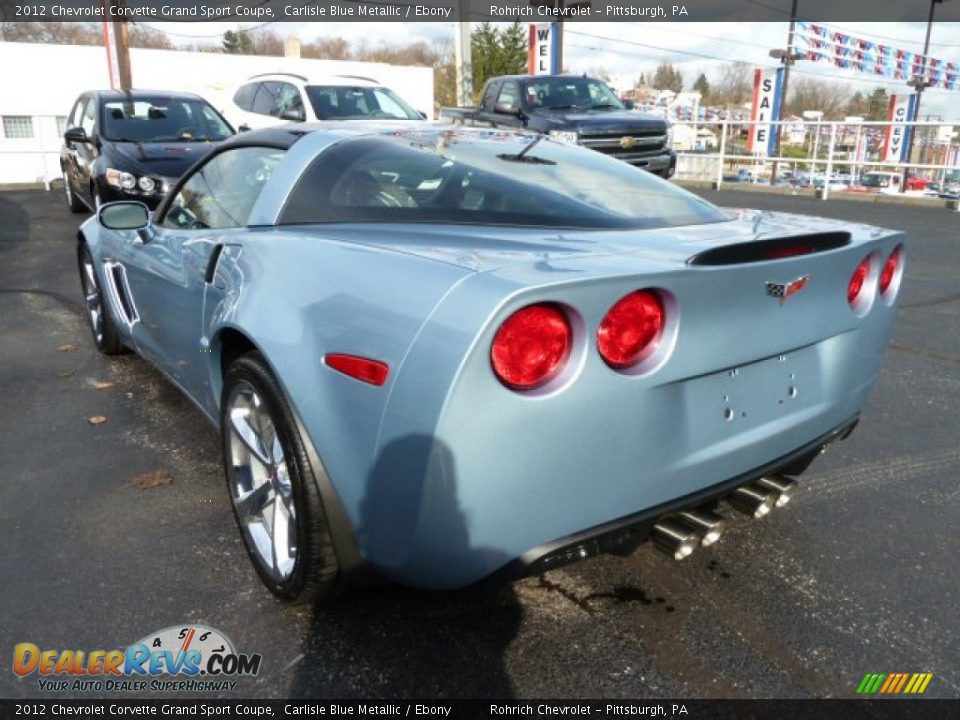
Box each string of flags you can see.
[795,21,959,91]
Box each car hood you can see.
[104,140,217,178]
[537,109,666,133]
[277,211,892,273]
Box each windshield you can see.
[304,85,421,120]
[280,128,727,230]
[100,97,233,142]
[522,77,624,111]
[860,173,892,188]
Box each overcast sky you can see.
[144,21,960,119]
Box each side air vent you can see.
[107,263,138,325]
[687,232,851,266]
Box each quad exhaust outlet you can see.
[650,518,701,560]
[728,484,777,518]
[650,477,798,560]
[755,475,796,507]
[676,510,726,546]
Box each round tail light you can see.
[597,290,665,368]
[879,246,902,296]
[847,257,871,308]
[491,304,571,390]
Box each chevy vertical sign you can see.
[882,94,916,164]
[528,23,560,75]
[746,67,784,156]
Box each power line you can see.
[746,0,960,49]
[565,29,920,89]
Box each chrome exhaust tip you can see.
[728,485,777,519]
[650,519,701,560]
[755,475,795,507]
[677,510,726,547]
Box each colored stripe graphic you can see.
[857,672,932,694]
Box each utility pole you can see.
[114,17,132,91]
[902,0,944,192]
[102,0,132,91]
[453,11,472,106]
[769,0,802,185]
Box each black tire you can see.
[64,171,86,213]
[77,245,126,355]
[221,352,339,603]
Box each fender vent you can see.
[107,263,138,324]
[687,232,851,266]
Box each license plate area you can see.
[683,345,823,446]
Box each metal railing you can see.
[671,118,959,201]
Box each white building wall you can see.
[0,41,435,186]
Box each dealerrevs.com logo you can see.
[13,625,261,692]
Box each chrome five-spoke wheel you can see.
[226,380,298,582]
[220,351,339,603]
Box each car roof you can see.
[244,73,382,87]
[220,121,525,152]
[86,89,207,102]
[494,74,603,83]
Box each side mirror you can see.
[64,127,90,144]
[418,110,428,120]
[279,109,305,122]
[622,99,635,110]
[98,201,150,232]
[494,102,521,117]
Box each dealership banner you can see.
[528,22,560,75]
[881,94,917,164]
[746,67,784,156]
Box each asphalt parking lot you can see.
[1,187,958,700]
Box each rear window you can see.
[304,85,420,120]
[233,83,258,111]
[100,97,232,142]
[279,130,726,230]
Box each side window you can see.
[274,83,305,120]
[160,146,286,230]
[252,81,281,116]
[481,82,499,110]
[81,99,96,135]
[496,82,519,111]
[233,83,258,111]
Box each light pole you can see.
[901,0,944,191]
[845,116,864,180]
[803,110,823,180]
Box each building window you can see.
[56,116,68,136]
[2,116,34,139]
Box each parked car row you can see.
[61,73,683,220]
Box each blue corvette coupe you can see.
[77,123,905,602]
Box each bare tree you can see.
[785,77,851,119]
[714,63,751,108]
[0,21,100,44]
[129,24,173,50]
[245,28,284,56]
[302,37,354,60]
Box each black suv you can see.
[60,90,234,212]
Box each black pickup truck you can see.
[441,74,676,178]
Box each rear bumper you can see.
[494,415,858,582]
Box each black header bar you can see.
[2,0,960,23]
